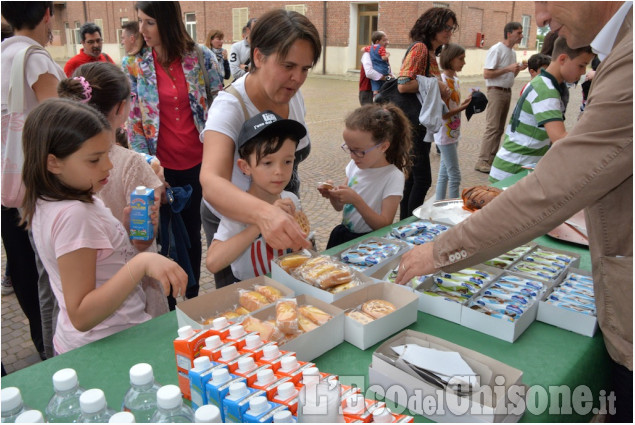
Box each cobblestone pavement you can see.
[1,73,584,374]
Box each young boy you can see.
[364,31,391,95]
[489,37,594,182]
[520,53,552,95]
[206,111,307,282]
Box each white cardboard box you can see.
[271,254,375,303]
[414,265,503,324]
[333,237,411,276]
[368,330,526,423]
[536,268,597,337]
[331,282,418,350]
[249,294,345,362]
[369,255,423,293]
[175,276,294,329]
[507,244,581,286]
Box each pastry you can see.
[461,186,503,212]
[242,316,277,341]
[234,306,250,316]
[276,299,299,334]
[362,299,396,319]
[346,310,375,324]
[239,290,270,312]
[298,305,332,325]
[294,210,311,234]
[328,281,356,294]
[297,313,319,332]
[279,253,311,272]
[256,285,283,302]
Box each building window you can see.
[433,2,449,8]
[285,4,306,15]
[74,21,81,44]
[94,18,104,32]
[520,15,531,48]
[232,7,249,42]
[185,13,196,41]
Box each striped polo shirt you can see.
[489,69,565,182]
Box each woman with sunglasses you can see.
[396,7,458,220]
[206,29,230,81]
[318,103,412,249]
[123,1,223,300]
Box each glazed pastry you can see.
[346,309,375,324]
[239,290,271,311]
[279,253,311,272]
[294,210,311,234]
[276,299,299,334]
[256,285,283,302]
[298,305,332,325]
[362,299,396,319]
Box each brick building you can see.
[44,1,537,76]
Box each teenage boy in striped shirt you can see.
[489,37,595,182]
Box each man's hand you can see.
[395,242,439,285]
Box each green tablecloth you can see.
[2,171,609,422]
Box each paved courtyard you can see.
[1,72,584,374]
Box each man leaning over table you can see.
[397,1,632,422]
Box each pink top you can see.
[153,50,202,170]
[31,197,151,354]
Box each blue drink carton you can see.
[223,382,264,423]
[189,356,225,409]
[205,369,245,422]
[130,186,154,240]
[243,396,289,423]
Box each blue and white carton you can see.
[130,186,154,240]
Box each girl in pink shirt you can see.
[20,98,187,354]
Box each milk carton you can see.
[129,186,154,240]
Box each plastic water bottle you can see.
[194,405,221,423]
[122,363,161,422]
[150,385,194,423]
[15,410,45,423]
[45,368,85,423]
[1,387,28,423]
[78,389,116,423]
[109,411,136,423]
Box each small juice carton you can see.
[205,368,245,422]
[271,382,300,415]
[216,346,253,373]
[251,369,292,399]
[242,335,277,362]
[242,396,289,423]
[258,345,292,372]
[225,324,259,350]
[223,382,264,423]
[189,356,225,409]
[233,356,272,387]
[342,394,385,423]
[370,406,414,423]
[208,317,234,339]
[173,326,212,400]
[276,355,315,386]
[200,335,238,362]
[129,186,154,240]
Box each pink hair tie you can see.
[73,76,92,103]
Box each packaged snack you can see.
[297,305,332,325]
[242,316,278,341]
[362,299,396,319]
[297,313,319,332]
[276,299,299,335]
[235,307,251,316]
[255,285,283,303]
[328,281,357,294]
[278,253,311,272]
[345,310,375,324]
[239,290,271,312]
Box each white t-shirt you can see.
[229,39,250,79]
[1,36,66,115]
[213,191,299,281]
[484,42,517,88]
[202,75,310,216]
[31,197,151,354]
[342,161,404,233]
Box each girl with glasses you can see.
[318,103,412,249]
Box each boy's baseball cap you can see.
[465,91,489,121]
[237,110,307,149]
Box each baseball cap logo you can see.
[262,113,277,124]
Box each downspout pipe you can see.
[322,1,327,75]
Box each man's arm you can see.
[484,63,521,80]
[361,52,383,81]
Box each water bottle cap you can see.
[156,385,182,410]
[229,382,249,397]
[249,396,269,414]
[129,363,153,386]
[80,389,107,414]
[220,346,238,361]
[52,368,79,392]
[193,356,211,371]
[273,410,293,423]
[212,317,228,330]
[134,186,147,194]
[262,345,280,359]
[15,410,44,423]
[237,356,255,372]
[229,324,245,338]
[256,369,275,385]
[204,335,221,349]
[279,355,298,371]
[177,325,194,339]
[372,406,393,422]
[212,368,230,384]
[1,387,22,412]
[108,411,136,423]
[276,382,298,400]
[194,405,221,423]
[245,334,263,349]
